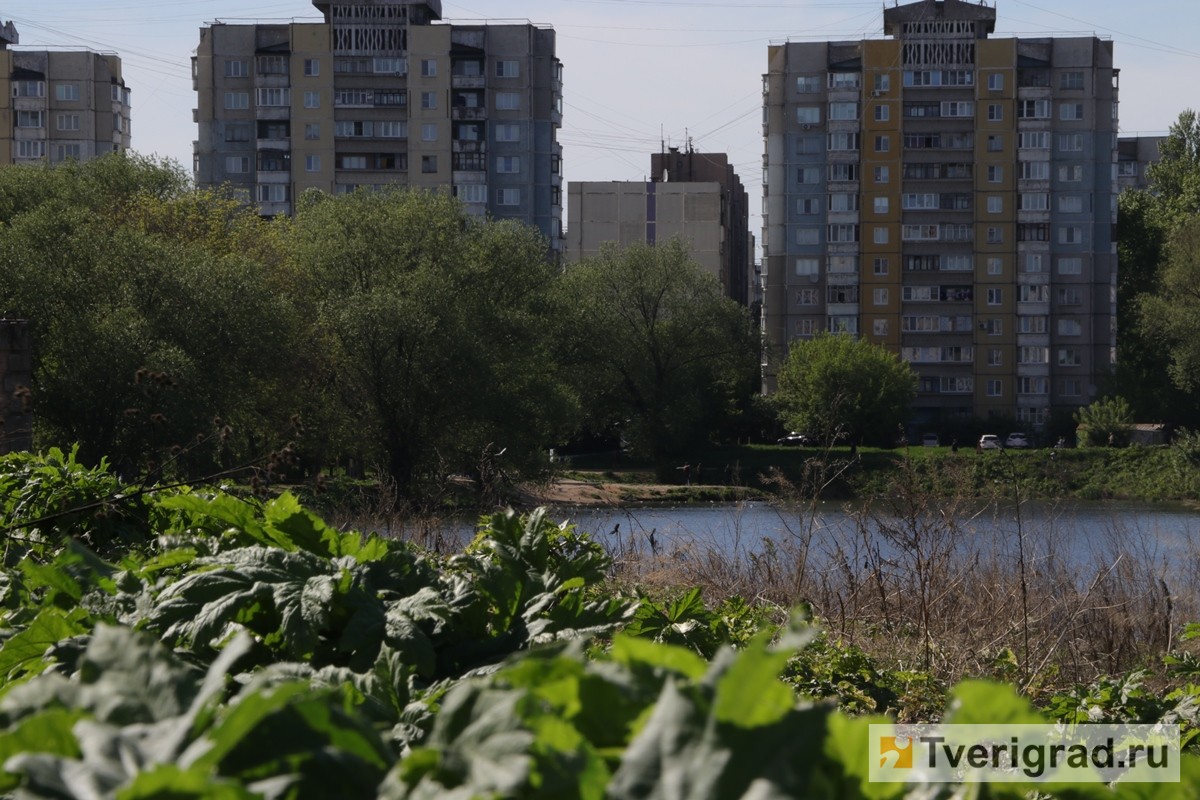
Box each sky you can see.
[18,0,1200,241]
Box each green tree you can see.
[554,240,759,465]
[1118,109,1200,426]
[1073,395,1133,447]
[0,155,304,474]
[289,188,571,501]
[774,333,916,448]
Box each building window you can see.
[255,88,290,107]
[488,59,519,79]
[304,91,320,109]
[1059,102,1084,121]
[1059,134,1083,152]
[796,76,820,93]
[988,73,1004,91]
[496,155,521,173]
[379,121,407,138]
[420,59,437,77]
[796,167,821,184]
[987,288,1003,306]
[1019,285,1050,303]
[456,184,487,203]
[988,348,1003,367]
[304,123,320,140]
[1020,161,1050,180]
[796,288,819,305]
[987,257,1003,275]
[1057,287,1082,306]
[873,226,888,244]
[1058,349,1082,367]
[797,197,821,215]
[1018,316,1048,333]
[873,257,889,275]
[496,92,520,110]
[874,73,890,92]
[986,227,1002,243]
[16,139,45,159]
[874,165,889,184]
[829,163,859,181]
[873,288,889,305]
[796,106,820,124]
[827,224,859,243]
[257,184,289,204]
[987,165,1003,183]
[1059,164,1083,182]
[495,123,520,142]
[1058,195,1084,213]
[374,57,407,75]
[829,101,859,121]
[1060,71,1084,90]
[421,123,438,141]
[304,58,320,76]
[54,83,79,102]
[874,105,889,122]
[304,155,320,172]
[1062,379,1081,397]
[794,258,819,277]
[873,197,889,214]
[224,92,249,110]
[1018,131,1050,150]
[422,155,438,173]
[986,196,1002,214]
[1058,319,1082,336]
[53,143,82,163]
[224,156,249,173]
[224,59,248,78]
[795,227,820,245]
[1059,226,1083,244]
[496,187,520,206]
[875,135,889,152]
[987,135,1003,152]
[987,103,1002,121]
[987,379,1003,397]
[257,55,287,75]
[56,114,80,132]
[873,318,889,336]
[421,91,437,110]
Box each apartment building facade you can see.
[762,0,1118,428]
[566,148,753,304]
[193,0,564,251]
[0,22,131,166]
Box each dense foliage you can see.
[1,449,1199,797]
[553,240,760,465]
[774,333,917,447]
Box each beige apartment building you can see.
[762,0,1118,429]
[0,22,131,165]
[193,0,564,251]
[566,148,753,304]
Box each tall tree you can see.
[1121,109,1200,426]
[289,188,571,500]
[0,156,304,473]
[774,333,916,448]
[554,240,759,464]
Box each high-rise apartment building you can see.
[762,0,1118,428]
[0,21,131,165]
[566,147,753,304]
[193,0,564,251]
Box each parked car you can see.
[979,434,1002,450]
[777,432,813,446]
[1005,432,1030,449]
[921,433,940,447]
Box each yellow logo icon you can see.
[880,735,913,769]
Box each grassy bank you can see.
[561,443,1200,503]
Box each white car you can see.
[979,434,1002,450]
[1005,432,1031,449]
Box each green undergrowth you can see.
[0,447,1199,797]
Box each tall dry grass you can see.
[603,452,1193,689]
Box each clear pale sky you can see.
[18,0,1199,239]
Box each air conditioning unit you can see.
[872,90,884,98]
[802,123,813,130]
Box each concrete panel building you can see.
[193,0,564,252]
[762,0,1118,428]
[0,22,131,165]
[1117,135,1164,192]
[566,148,753,304]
